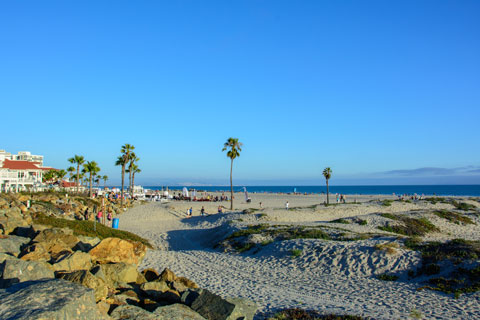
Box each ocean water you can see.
[143,185,480,196]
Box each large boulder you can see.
[52,251,92,272]
[91,263,140,288]
[190,289,258,320]
[75,235,101,252]
[159,267,177,282]
[0,258,54,288]
[153,303,206,319]
[0,213,30,235]
[33,228,79,249]
[0,235,30,256]
[110,304,158,320]
[18,242,52,261]
[89,237,147,266]
[0,278,106,319]
[140,281,170,299]
[224,297,258,320]
[142,268,160,282]
[56,270,109,302]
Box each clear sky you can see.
[1,1,479,185]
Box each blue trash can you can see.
[112,218,119,229]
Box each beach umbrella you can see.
[182,187,189,197]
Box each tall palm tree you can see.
[323,167,332,205]
[56,169,67,182]
[67,166,76,180]
[222,138,243,210]
[68,155,85,193]
[116,143,134,206]
[83,161,101,197]
[127,154,138,196]
[102,175,108,189]
[132,166,141,191]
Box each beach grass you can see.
[330,218,350,224]
[33,213,152,248]
[378,217,439,236]
[377,273,399,281]
[271,308,364,320]
[432,209,474,225]
[290,249,302,257]
[406,238,480,296]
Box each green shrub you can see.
[33,213,152,248]
[451,201,477,211]
[382,200,393,207]
[433,210,474,225]
[330,218,350,224]
[290,249,302,257]
[271,308,364,320]
[378,217,439,237]
[380,213,398,220]
[358,219,367,225]
[377,273,398,281]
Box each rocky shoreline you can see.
[0,192,257,320]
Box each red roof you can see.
[41,167,57,171]
[61,181,77,187]
[1,159,42,170]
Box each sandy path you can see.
[119,201,480,319]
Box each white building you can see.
[0,150,54,192]
[0,150,44,166]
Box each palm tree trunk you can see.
[230,158,233,210]
[326,180,329,205]
[132,173,136,195]
[129,168,133,197]
[89,173,93,197]
[121,165,125,207]
[76,164,80,193]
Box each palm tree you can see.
[68,155,85,193]
[56,169,67,182]
[67,166,76,180]
[83,161,101,197]
[116,143,135,206]
[323,167,332,205]
[222,138,243,210]
[132,166,141,191]
[127,163,141,194]
[102,175,108,189]
[42,170,57,184]
[127,154,138,196]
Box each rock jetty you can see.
[0,192,257,319]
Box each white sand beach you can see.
[119,193,480,319]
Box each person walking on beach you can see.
[285,201,289,210]
[200,206,205,216]
[96,210,102,224]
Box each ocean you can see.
[143,185,480,196]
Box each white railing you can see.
[0,172,18,179]
[0,172,41,184]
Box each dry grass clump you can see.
[378,217,439,237]
[33,213,152,248]
[270,308,364,320]
[406,238,480,297]
[432,209,474,225]
[375,242,400,255]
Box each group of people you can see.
[186,206,209,218]
[83,207,113,224]
[336,193,347,203]
[396,193,425,201]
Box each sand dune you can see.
[119,194,480,319]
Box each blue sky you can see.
[1,1,479,185]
